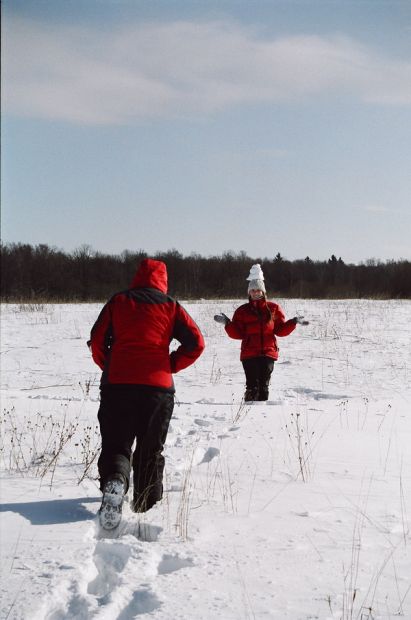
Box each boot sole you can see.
[99,480,124,530]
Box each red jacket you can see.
[225,298,296,361]
[90,259,205,391]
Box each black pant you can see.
[97,386,174,509]
[242,357,274,401]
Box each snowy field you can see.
[1,299,411,620]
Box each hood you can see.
[130,258,168,293]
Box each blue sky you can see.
[2,0,411,263]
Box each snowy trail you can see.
[1,300,411,619]
[35,527,185,619]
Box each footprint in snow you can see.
[189,446,221,466]
[96,512,162,543]
[194,418,212,427]
[158,553,194,574]
[117,589,161,618]
[86,544,194,615]
[85,538,165,617]
[87,540,131,598]
[134,522,163,543]
[199,447,220,464]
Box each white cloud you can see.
[3,17,411,125]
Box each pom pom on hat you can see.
[246,264,266,294]
[246,264,264,281]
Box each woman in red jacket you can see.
[89,258,205,529]
[214,264,307,402]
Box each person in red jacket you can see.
[214,264,307,402]
[89,258,205,528]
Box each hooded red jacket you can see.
[225,298,296,361]
[90,259,205,391]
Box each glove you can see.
[214,313,230,326]
[293,316,309,326]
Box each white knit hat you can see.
[246,264,266,293]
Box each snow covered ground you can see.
[1,299,410,620]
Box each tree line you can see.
[1,242,410,301]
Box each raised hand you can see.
[214,313,230,326]
[293,316,309,326]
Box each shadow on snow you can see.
[0,496,100,525]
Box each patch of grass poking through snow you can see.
[75,423,101,484]
[231,398,252,425]
[78,377,98,399]
[284,411,316,482]
[336,477,411,620]
[209,353,222,384]
[175,447,195,540]
[14,303,58,324]
[203,453,238,515]
[0,406,79,486]
[0,406,101,487]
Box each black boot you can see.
[99,475,125,530]
[244,388,259,402]
[131,484,163,513]
[257,387,269,401]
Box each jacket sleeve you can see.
[89,302,113,370]
[273,304,297,337]
[225,308,245,340]
[170,303,205,373]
